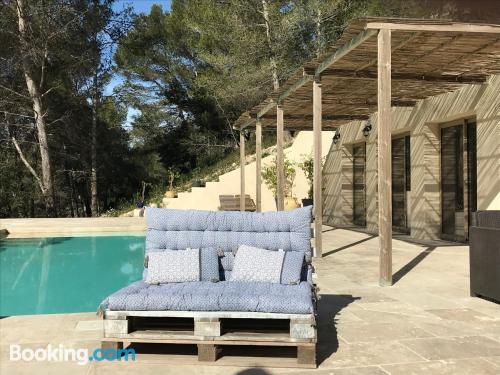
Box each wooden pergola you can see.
[234,17,500,286]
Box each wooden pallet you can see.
[102,310,317,368]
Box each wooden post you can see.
[255,120,262,212]
[240,130,245,211]
[276,106,285,211]
[313,78,323,258]
[377,28,393,286]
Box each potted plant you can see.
[261,156,299,210]
[164,168,179,198]
[298,155,314,207]
[298,154,325,207]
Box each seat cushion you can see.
[101,280,313,314]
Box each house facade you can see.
[322,75,500,242]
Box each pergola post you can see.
[377,28,393,286]
[240,130,245,211]
[313,77,323,257]
[276,105,285,211]
[255,119,262,212]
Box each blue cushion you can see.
[145,206,313,257]
[200,247,220,282]
[281,251,304,285]
[101,280,314,314]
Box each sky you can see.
[106,0,173,127]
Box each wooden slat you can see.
[240,131,245,211]
[313,78,322,258]
[377,28,393,286]
[255,120,262,212]
[366,22,500,34]
[276,106,285,211]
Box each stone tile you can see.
[426,308,498,323]
[338,322,433,343]
[75,320,103,331]
[0,361,90,375]
[312,366,388,374]
[382,358,500,375]
[322,341,423,368]
[483,356,500,368]
[401,336,500,360]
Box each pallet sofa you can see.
[99,206,317,367]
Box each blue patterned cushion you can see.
[145,248,200,284]
[145,206,313,257]
[200,247,220,282]
[281,251,304,285]
[101,280,314,314]
[231,245,285,283]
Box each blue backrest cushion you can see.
[145,206,312,255]
[144,207,313,281]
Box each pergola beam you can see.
[316,29,378,75]
[321,69,488,83]
[367,22,500,34]
[280,74,314,102]
[260,114,370,121]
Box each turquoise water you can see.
[0,235,145,316]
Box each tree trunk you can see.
[90,65,98,216]
[261,0,280,92]
[261,0,292,141]
[15,0,56,216]
[316,7,322,58]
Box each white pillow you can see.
[230,245,285,283]
[145,248,200,284]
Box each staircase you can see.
[162,131,334,212]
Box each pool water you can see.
[0,235,145,316]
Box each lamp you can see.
[362,120,372,138]
[332,129,341,144]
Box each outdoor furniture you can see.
[99,206,317,367]
[218,194,256,211]
[469,210,500,302]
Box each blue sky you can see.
[106,0,173,127]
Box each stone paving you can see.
[1,227,499,374]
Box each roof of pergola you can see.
[234,17,500,131]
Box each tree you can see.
[9,0,57,215]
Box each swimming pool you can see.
[0,235,145,316]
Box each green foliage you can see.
[261,156,296,197]
[298,154,325,199]
[2,0,475,218]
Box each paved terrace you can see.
[1,228,499,374]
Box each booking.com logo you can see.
[10,344,136,365]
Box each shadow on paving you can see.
[392,246,436,284]
[316,294,359,365]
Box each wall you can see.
[323,75,500,240]
[166,130,334,212]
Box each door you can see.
[353,143,366,227]
[392,135,411,234]
[440,120,477,241]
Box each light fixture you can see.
[362,120,372,138]
[332,129,341,144]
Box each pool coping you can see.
[0,217,146,238]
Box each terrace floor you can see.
[1,227,499,374]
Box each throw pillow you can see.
[145,248,200,284]
[230,245,285,283]
[200,247,220,282]
[280,251,305,284]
